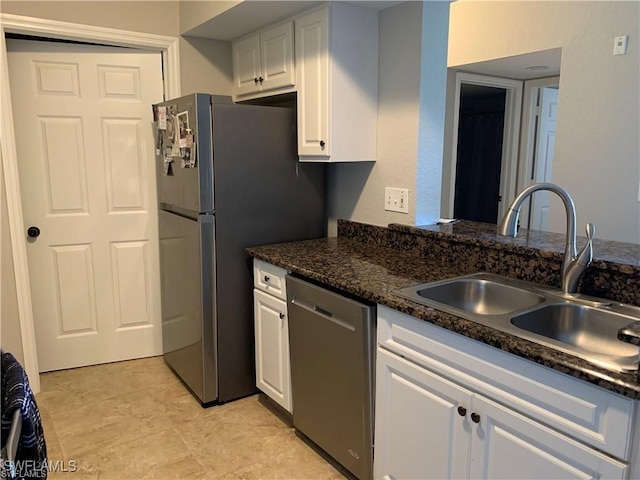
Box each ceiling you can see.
[453,48,562,80]
[182,1,404,41]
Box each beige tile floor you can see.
[36,356,344,480]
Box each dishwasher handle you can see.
[313,304,333,318]
[290,294,356,332]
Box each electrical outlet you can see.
[385,187,409,213]
[613,35,628,56]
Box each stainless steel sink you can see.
[411,276,545,315]
[395,273,640,373]
[510,304,640,372]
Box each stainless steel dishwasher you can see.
[286,275,375,480]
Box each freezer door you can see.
[158,209,217,404]
[155,93,214,213]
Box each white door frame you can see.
[517,76,560,227]
[0,13,181,391]
[444,72,523,221]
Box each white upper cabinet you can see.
[295,4,379,162]
[231,3,379,162]
[232,21,295,98]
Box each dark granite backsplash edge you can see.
[337,219,640,306]
[388,221,639,270]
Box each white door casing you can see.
[0,13,180,386]
[445,72,523,221]
[8,39,164,371]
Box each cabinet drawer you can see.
[253,259,288,300]
[377,305,636,461]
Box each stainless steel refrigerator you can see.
[154,93,325,405]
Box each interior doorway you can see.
[444,72,523,223]
[453,84,506,224]
[8,38,164,372]
[0,13,180,388]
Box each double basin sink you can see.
[396,273,640,373]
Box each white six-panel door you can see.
[7,39,164,372]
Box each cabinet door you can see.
[232,34,261,96]
[260,22,295,93]
[295,7,330,157]
[253,289,292,412]
[470,394,628,480]
[374,348,471,480]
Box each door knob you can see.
[457,406,467,417]
[471,412,480,424]
[27,226,40,238]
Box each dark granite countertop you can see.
[246,222,640,400]
[389,221,640,271]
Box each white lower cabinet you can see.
[375,349,471,480]
[253,260,292,413]
[471,394,626,479]
[374,306,632,480]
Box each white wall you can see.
[1,1,234,98]
[448,1,640,243]
[415,1,450,225]
[326,1,423,236]
[179,36,233,96]
[179,0,240,35]
[1,1,180,36]
[178,0,237,97]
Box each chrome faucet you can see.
[498,183,594,294]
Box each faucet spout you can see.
[498,182,593,294]
[563,223,595,293]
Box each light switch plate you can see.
[613,35,628,56]
[385,187,409,213]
